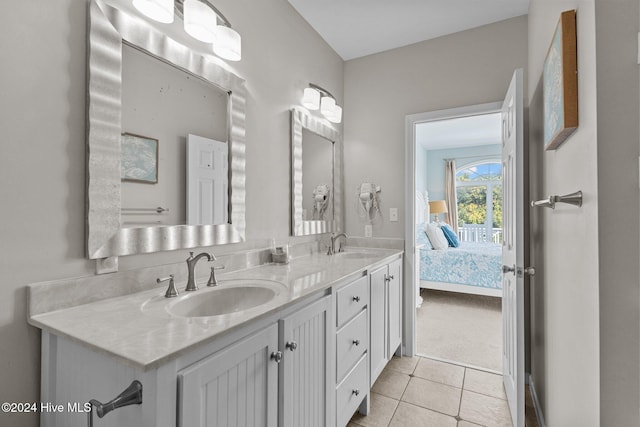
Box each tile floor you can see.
[349,355,513,427]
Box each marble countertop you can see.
[29,248,402,370]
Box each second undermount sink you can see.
[168,280,285,318]
[332,250,377,260]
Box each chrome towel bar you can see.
[531,191,582,209]
[121,207,169,214]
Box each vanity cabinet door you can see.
[369,265,388,384]
[387,258,403,358]
[279,296,332,427]
[178,324,279,427]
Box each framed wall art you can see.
[121,133,159,183]
[543,9,578,150]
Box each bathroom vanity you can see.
[29,248,403,427]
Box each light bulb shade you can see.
[133,0,174,23]
[213,25,242,61]
[184,0,218,43]
[302,88,320,110]
[429,200,448,214]
[327,104,342,123]
[320,96,336,118]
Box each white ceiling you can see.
[287,0,529,60]
[416,113,502,151]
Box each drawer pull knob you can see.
[270,351,283,363]
[286,341,298,351]
[352,339,360,346]
[352,296,361,302]
[352,389,360,396]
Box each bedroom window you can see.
[456,161,502,243]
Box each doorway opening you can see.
[406,103,504,373]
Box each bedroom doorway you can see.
[413,110,504,373]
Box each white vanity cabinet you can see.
[334,274,370,427]
[279,296,332,427]
[369,257,403,384]
[178,324,279,427]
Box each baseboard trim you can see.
[528,374,547,427]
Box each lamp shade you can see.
[213,25,242,61]
[302,87,320,110]
[184,0,218,43]
[429,200,448,214]
[133,0,174,23]
[327,104,342,123]
[320,96,336,118]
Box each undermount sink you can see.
[168,280,284,318]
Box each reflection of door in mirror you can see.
[186,134,228,225]
[120,44,228,227]
[301,128,334,221]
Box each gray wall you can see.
[528,0,640,424]
[343,16,528,238]
[0,0,342,425]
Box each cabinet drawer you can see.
[336,354,368,427]
[336,275,368,327]
[336,309,368,382]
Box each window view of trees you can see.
[456,162,502,242]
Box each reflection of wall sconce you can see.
[428,200,448,222]
[132,0,241,61]
[302,83,342,123]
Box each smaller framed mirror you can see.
[290,108,342,236]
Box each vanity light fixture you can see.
[302,83,343,123]
[132,0,242,61]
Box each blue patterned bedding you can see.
[419,242,502,290]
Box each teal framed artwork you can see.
[543,10,578,150]
[121,133,159,183]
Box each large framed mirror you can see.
[290,108,342,236]
[87,0,246,259]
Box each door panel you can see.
[501,69,524,427]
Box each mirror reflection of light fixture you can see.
[132,0,241,61]
[302,83,342,123]
[428,200,448,222]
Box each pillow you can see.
[425,223,449,250]
[415,222,433,248]
[440,224,460,248]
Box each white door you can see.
[501,69,524,427]
[187,134,228,225]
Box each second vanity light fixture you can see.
[302,83,343,124]
[132,0,241,61]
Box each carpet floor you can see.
[416,289,503,372]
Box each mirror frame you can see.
[290,108,342,236]
[87,0,246,259]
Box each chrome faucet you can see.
[327,233,348,255]
[185,251,215,291]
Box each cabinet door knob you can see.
[270,351,283,363]
[352,389,360,396]
[352,339,360,346]
[384,274,394,282]
[286,341,298,351]
[352,296,360,302]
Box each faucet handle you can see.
[157,275,178,298]
[207,266,225,287]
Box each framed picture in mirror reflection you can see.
[121,132,159,184]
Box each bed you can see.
[417,225,502,297]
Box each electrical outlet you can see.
[390,208,398,222]
[365,224,373,237]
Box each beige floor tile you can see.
[372,368,411,400]
[458,421,484,427]
[401,377,462,417]
[413,357,465,388]
[389,401,458,427]
[459,390,513,427]
[464,369,506,400]
[351,392,399,427]
[386,355,420,375]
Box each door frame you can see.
[403,101,503,357]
